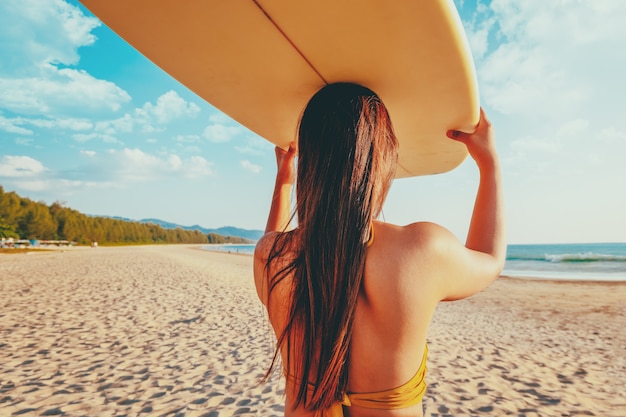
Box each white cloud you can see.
[11,90,203,145]
[467,0,626,122]
[0,115,33,135]
[75,116,129,143]
[173,135,202,153]
[72,132,120,144]
[0,66,131,115]
[107,148,160,181]
[8,175,117,195]
[203,123,244,143]
[235,136,274,155]
[458,0,626,186]
[0,0,131,116]
[240,160,262,174]
[70,90,201,141]
[168,154,182,170]
[25,116,93,131]
[597,127,626,145]
[0,155,47,177]
[94,114,134,135]
[10,148,170,192]
[186,156,213,179]
[0,148,214,193]
[462,5,495,61]
[10,180,50,192]
[15,138,35,146]
[137,91,200,125]
[0,0,99,75]
[509,135,561,156]
[99,148,213,181]
[201,111,250,143]
[447,1,626,244]
[556,119,589,139]
[174,134,202,143]
[208,113,235,124]
[124,91,201,134]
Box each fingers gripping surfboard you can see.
[79,0,479,177]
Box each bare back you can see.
[254,220,486,416]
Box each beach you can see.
[1,245,624,416]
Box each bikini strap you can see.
[365,222,375,247]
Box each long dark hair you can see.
[266,82,398,411]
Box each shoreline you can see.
[6,244,626,285]
[1,245,624,416]
[198,244,626,284]
[500,274,626,285]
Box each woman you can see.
[253,82,505,416]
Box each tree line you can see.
[206,233,254,244]
[0,186,249,245]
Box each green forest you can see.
[0,186,250,246]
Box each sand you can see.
[1,245,624,416]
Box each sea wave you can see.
[507,253,626,263]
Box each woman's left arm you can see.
[254,144,296,305]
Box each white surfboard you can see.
[79,0,479,177]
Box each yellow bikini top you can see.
[286,344,428,417]
[319,344,428,416]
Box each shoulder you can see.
[254,231,280,261]
[384,221,501,302]
[252,232,279,306]
[374,221,456,259]
[368,221,485,302]
[253,231,298,305]
[365,221,449,294]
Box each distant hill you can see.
[138,218,264,242]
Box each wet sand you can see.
[1,245,624,416]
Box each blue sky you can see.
[1,0,625,244]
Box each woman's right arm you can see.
[434,108,506,301]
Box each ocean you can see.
[202,242,626,282]
[203,244,256,255]
[503,242,626,281]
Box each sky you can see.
[1,0,625,244]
